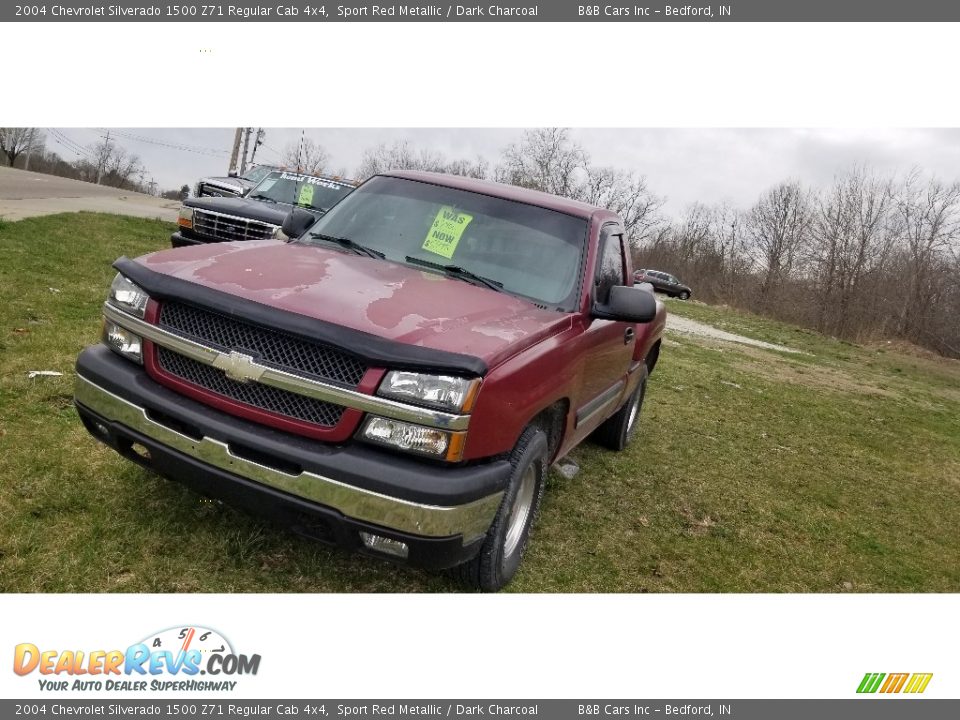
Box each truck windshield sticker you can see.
[280,172,348,190]
[422,206,473,259]
[297,183,315,207]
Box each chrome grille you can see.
[198,183,243,198]
[158,301,367,387]
[192,209,277,242]
[157,347,345,428]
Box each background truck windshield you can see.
[249,171,354,212]
[303,176,589,310]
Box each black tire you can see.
[678,291,691,300]
[455,427,548,592]
[592,366,648,451]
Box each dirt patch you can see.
[734,351,902,399]
[871,339,951,362]
[678,506,719,536]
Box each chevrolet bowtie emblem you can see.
[212,351,264,384]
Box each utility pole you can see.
[240,127,252,175]
[24,128,37,171]
[228,128,243,175]
[96,129,111,185]
[249,128,265,165]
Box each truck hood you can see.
[185,196,319,226]
[135,240,573,370]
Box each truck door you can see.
[572,223,635,437]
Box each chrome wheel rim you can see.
[627,391,641,433]
[504,465,536,558]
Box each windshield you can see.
[242,165,275,184]
[301,176,588,310]
[249,171,354,212]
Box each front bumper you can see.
[74,346,509,569]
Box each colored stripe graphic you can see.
[904,673,933,694]
[857,673,885,693]
[857,672,932,694]
[880,673,909,693]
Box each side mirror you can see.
[228,170,238,177]
[593,285,657,323]
[280,208,316,240]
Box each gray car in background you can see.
[634,269,692,300]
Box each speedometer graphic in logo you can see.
[139,626,234,657]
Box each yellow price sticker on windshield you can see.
[297,183,315,207]
[422,206,473,259]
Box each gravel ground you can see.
[666,313,806,354]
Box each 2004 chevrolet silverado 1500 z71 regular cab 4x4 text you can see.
[74,171,666,591]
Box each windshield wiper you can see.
[248,194,277,204]
[309,232,385,259]
[404,256,504,292]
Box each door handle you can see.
[624,327,635,345]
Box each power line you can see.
[46,128,95,159]
[93,128,230,157]
[48,128,89,156]
[258,142,283,158]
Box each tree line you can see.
[637,169,960,358]
[1,128,157,195]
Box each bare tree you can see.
[356,140,447,179]
[282,138,330,175]
[443,156,490,180]
[0,128,45,167]
[496,128,587,197]
[745,181,811,303]
[104,145,143,189]
[810,168,895,337]
[892,171,960,339]
[578,166,664,246]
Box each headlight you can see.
[377,371,480,413]
[102,319,143,364]
[108,274,149,318]
[361,416,466,461]
[178,206,194,229]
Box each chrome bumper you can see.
[75,375,502,543]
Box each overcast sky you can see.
[48,128,960,215]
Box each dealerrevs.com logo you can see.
[13,626,261,693]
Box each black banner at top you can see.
[5,0,960,22]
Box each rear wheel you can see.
[592,366,648,451]
[455,427,548,592]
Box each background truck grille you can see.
[157,347,346,428]
[192,209,278,242]
[197,183,243,198]
[159,301,367,387]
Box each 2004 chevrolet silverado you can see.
[74,171,666,591]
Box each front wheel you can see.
[455,427,548,592]
[678,291,691,300]
[592,366,648,451]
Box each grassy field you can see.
[2,213,959,592]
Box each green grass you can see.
[2,213,960,592]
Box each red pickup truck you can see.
[75,171,666,590]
